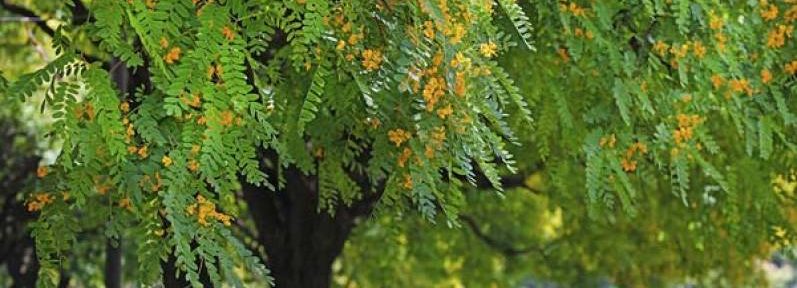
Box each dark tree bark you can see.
[242,153,383,288]
[105,239,122,288]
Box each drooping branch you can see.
[460,214,548,257]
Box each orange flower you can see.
[37,166,48,178]
[437,104,453,119]
[710,74,724,89]
[220,110,234,126]
[761,69,773,84]
[222,26,235,41]
[423,76,446,111]
[188,159,199,172]
[709,13,724,30]
[388,129,412,147]
[653,40,669,56]
[397,147,412,167]
[362,49,383,71]
[402,174,413,189]
[137,145,149,159]
[621,158,637,172]
[557,48,570,62]
[423,21,435,39]
[761,4,779,21]
[164,47,182,64]
[767,25,794,48]
[729,78,753,96]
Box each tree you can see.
[1,0,796,287]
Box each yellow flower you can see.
[388,129,412,147]
[761,4,779,21]
[437,104,453,119]
[120,102,130,113]
[692,41,706,59]
[599,134,616,148]
[361,49,383,71]
[162,155,173,167]
[138,145,149,159]
[479,41,498,58]
[159,37,169,49]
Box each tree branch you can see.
[0,0,54,36]
[460,214,547,257]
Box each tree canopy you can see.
[1,0,797,287]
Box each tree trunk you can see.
[242,164,381,288]
[105,239,122,288]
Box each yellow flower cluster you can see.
[424,126,447,158]
[361,49,383,71]
[180,94,202,108]
[187,195,232,227]
[398,147,412,168]
[729,78,753,96]
[423,76,446,111]
[162,155,173,167]
[785,60,797,74]
[599,134,616,148]
[673,114,702,146]
[766,24,793,48]
[26,193,54,212]
[621,142,648,173]
[388,129,412,147]
[559,2,587,17]
[479,41,498,58]
[164,47,182,64]
[761,2,779,21]
[572,27,594,40]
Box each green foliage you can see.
[4,0,797,286]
